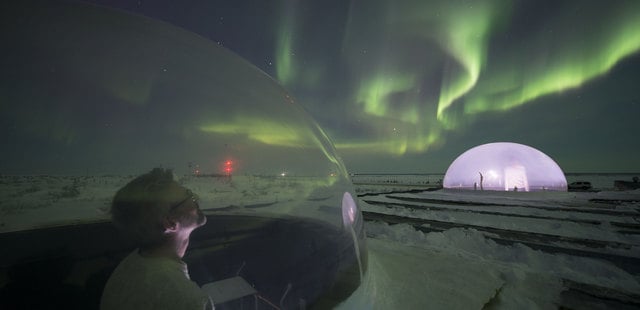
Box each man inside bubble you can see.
[101,168,213,310]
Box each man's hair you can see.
[111,168,176,248]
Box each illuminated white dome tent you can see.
[443,142,567,192]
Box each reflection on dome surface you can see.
[0,1,366,309]
[443,142,567,192]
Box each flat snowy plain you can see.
[340,174,640,309]
[2,173,639,309]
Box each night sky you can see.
[5,0,640,174]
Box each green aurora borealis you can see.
[270,0,640,172]
[264,0,640,169]
[4,0,640,173]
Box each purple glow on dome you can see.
[443,142,567,192]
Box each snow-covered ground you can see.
[351,173,640,192]
[339,176,640,309]
[2,173,640,308]
[0,174,347,233]
[363,190,640,248]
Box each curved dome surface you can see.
[0,1,365,308]
[443,142,567,192]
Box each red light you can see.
[223,159,233,176]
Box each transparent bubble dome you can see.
[443,142,567,192]
[0,1,365,308]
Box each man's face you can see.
[165,183,207,229]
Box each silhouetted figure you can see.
[100,168,212,310]
[479,172,484,191]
